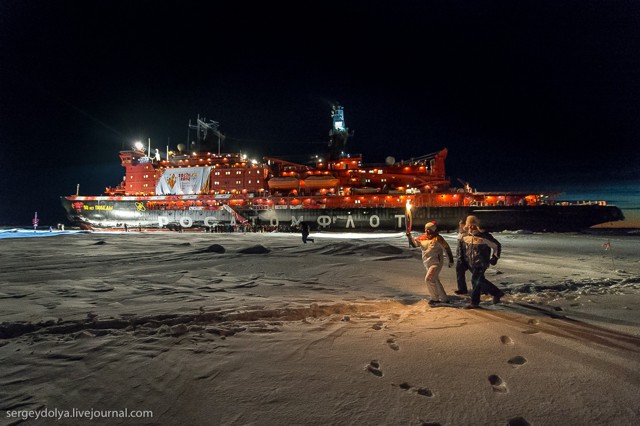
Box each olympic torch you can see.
[405,199,413,234]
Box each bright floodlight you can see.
[134,141,144,150]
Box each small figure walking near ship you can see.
[458,215,505,309]
[301,222,314,244]
[407,221,454,306]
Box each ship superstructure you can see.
[61,106,624,232]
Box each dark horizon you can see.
[1,1,639,227]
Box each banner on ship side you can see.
[155,167,212,195]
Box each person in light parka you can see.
[407,221,454,306]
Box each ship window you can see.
[248,180,252,184]
[236,171,242,175]
[225,171,231,175]
[214,181,220,185]
[236,180,242,185]
[215,171,220,175]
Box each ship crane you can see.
[457,178,472,193]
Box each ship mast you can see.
[188,116,225,155]
[328,104,352,161]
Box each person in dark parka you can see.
[455,220,470,294]
[301,222,314,243]
[458,215,505,309]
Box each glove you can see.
[490,255,498,266]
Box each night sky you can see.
[1,0,639,227]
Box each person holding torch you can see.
[406,221,454,306]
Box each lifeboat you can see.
[302,176,340,188]
[352,187,379,194]
[267,177,300,190]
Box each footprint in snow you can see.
[488,374,508,393]
[508,416,531,426]
[386,338,400,351]
[366,360,383,377]
[508,356,528,367]
[500,335,514,345]
[397,382,434,397]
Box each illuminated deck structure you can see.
[61,107,624,232]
